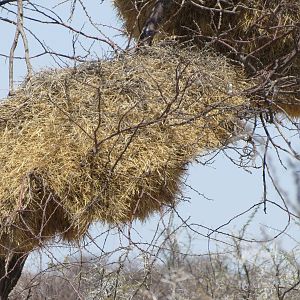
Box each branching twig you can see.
[9,0,32,95]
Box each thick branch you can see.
[0,253,28,300]
[139,0,172,46]
[0,0,17,6]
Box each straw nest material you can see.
[113,0,300,71]
[0,44,248,254]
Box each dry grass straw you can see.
[113,0,300,71]
[0,44,248,254]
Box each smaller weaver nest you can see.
[114,0,300,73]
[0,44,248,255]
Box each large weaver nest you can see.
[0,45,248,255]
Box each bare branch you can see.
[9,0,32,95]
[0,0,17,6]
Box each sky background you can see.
[1,0,300,270]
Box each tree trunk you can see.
[0,253,28,300]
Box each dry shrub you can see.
[0,44,248,254]
[11,250,300,300]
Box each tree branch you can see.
[0,253,28,300]
[139,0,172,46]
[8,0,32,95]
[0,0,17,6]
